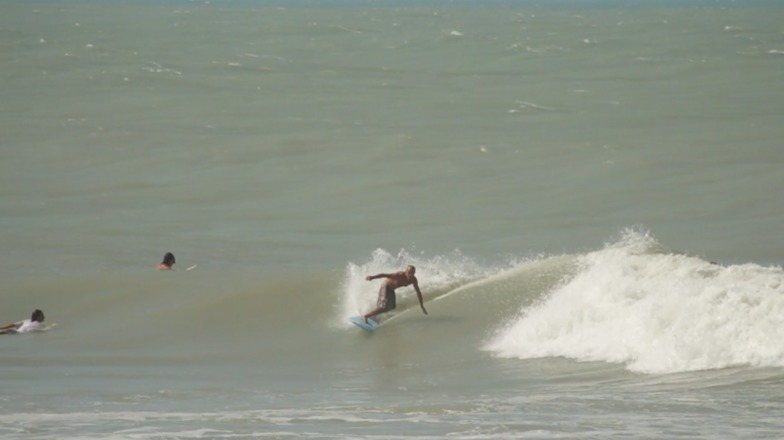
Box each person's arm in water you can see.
[412,277,428,315]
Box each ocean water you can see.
[2,1,784,439]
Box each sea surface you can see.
[2,1,784,439]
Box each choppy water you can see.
[2,1,784,439]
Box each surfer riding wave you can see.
[361,265,428,323]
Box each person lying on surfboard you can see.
[361,265,428,323]
[0,309,45,334]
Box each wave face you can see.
[8,229,782,379]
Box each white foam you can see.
[485,230,784,374]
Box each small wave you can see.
[142,61,183,76]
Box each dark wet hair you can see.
[162,252,176,265]
[31,309,44,322]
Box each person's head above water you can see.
[31,309,45,322]
[157,252,176,270]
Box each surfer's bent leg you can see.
[363,285,397,323]
[377,284,396,312]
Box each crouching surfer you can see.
[361,265,427,323]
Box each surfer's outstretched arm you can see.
[413,279,427,315]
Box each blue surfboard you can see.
[349,316,379,332]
